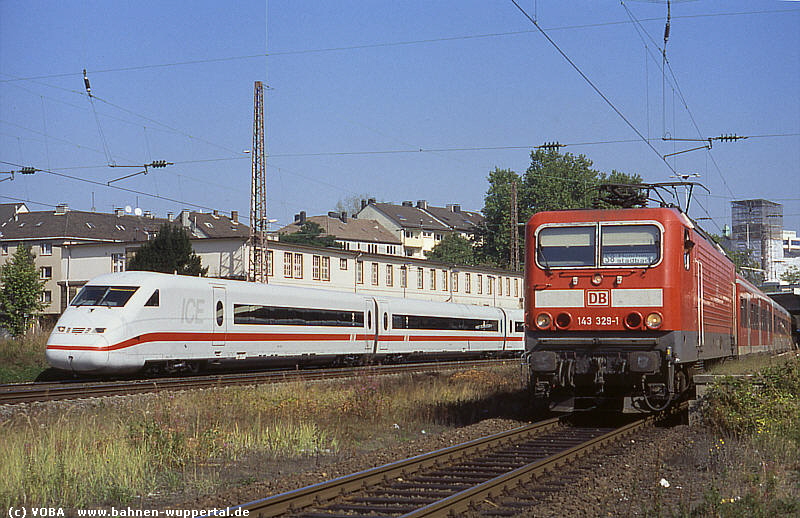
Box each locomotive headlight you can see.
[535,312,552,329]
[645,312,663,329]
[591,273,603,286]
[555,312,572,329]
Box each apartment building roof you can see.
[278,214,401,244]
[0,208,169,243]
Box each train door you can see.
[696,261,705,354]
[364,298,378,353]
[212,286,226,347]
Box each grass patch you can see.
[706,352,798,376]
[689,356,800,516]
[0,331,50,382]
[0,363,525,508]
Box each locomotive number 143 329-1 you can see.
[578,315,621,326]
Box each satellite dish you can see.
[124,205,132,214]
[134,207,143,216]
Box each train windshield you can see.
[71,285,139,307]
[600,225,660,266]
[537,226,595,267]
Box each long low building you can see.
[0,205,522,320]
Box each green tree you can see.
[425,233,477,265]
[477,151,641,268]
[0,245,45,337]
[780,265,800,284]
[128,223,208,276]
[278,221,341,248]
[474,168,523,269]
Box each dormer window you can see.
[86,222,95,229]
[116,224,126,231]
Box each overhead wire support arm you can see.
[1,166,37,182]
[107,161,173,185]
[661,134,748,158]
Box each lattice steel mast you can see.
[509,179,519,271]
[249,81,268,283]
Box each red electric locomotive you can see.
[524,207,793,412]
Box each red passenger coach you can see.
[524,207,792,412]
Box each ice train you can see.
[46,271,524,375]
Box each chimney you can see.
[417,200,428,210]
[328,211,338,218]
[212,209,219,218]
[299,211,307,224]
[360,199,367,210]
[368,198,376,205]
[402,201,413,207]
[230,210,238,224]
[144,211,153,219]
[180,209,190,228]
[114,207,125,217]
[54,203,69,215]
[167,211,174,221]
[447,204,461,213]
[340,211,348,223]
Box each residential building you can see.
[731,199,784,282]
[277,211,403,256]
[356,199,484,258]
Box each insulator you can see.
[20,167,35,174]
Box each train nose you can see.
[46,327,111,373]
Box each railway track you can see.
[0,359,513,405]
[225,406,683,517]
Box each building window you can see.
[465,273,471,293]
[340,258,348,270]
[514,278,519,297]
[441,269,448,291]
[41,290,52,304]
[294,253,303,279]
[429,268,436,290]
[405,231,413,238]
[2,244,8,255]
[435,234,443,241]
[400,266,408,288]
[40,242,52,256]
[423,231,433,238]
[417,267,424,289]
[357,260,364,284]
[371,262,379,285]
[487,277,493,295]
[321,257,330,281]
[386,264,394,286]
[477,274,483,294]
[112,253,126,273]
[267,250,274,276]
[40,266,52,279]
[312,255,321,280]
[284,252,293,278]
[498,276,503,296]
[386,245,396,255]
[506,277,511,296]
[452,272,458,292]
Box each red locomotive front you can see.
[524,207,735,412]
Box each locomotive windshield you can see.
[537,223,661,268]
[71,285,139,307]
[600,225,660,266]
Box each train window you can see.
[71,285,138,307]
[216,301,224,326]
[683,229,692,270]
[515,321,525,333]
[392,314,499,332]
[740,298,747,328]
[233,304,365,327]
[383,312,389,331]
[600,225,660,266]
[144,290,159,307]
[537,226,595,267]
[368,311,372,329]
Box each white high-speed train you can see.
[46,271,524,375]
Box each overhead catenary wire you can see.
[508,0,678,176]
[1,7,796,84]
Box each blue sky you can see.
[1,1,798,233]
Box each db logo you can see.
[586,290,610,306]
